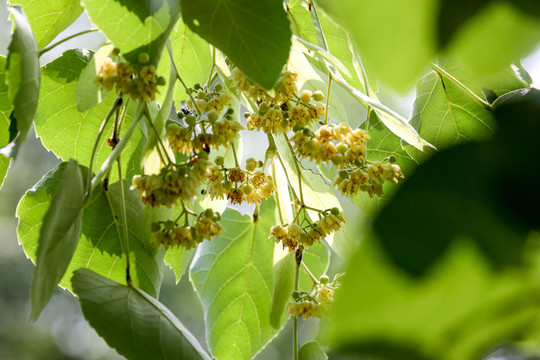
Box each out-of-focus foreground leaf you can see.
[327,88,540,360]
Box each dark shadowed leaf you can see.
[72,268,211,360]
[181,0,292,89]
[81,0,180,65]
[374,88,540,276]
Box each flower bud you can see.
[301,90,312,103]
[215,156,225,165]
[313,90,324,102]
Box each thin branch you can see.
[116,155,131,284]
[301,261,319,285]
[86,96,123,198]
[90,102,144,189]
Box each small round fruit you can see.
[138,52,150,63]
[320,275,329,285]
[313,90,324,102]
[242,184,254,195]
[338,170,349,179]
[222,180,233,190]
[185,115,197,127]
[207,110,219,123]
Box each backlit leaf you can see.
[74,43,113,112]
[190,199,277,360]
[17,0,83,49]
[405,69,496,162]
[72,268,211,360]
[168,19,213,104]
[299,341,328,360]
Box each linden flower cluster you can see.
[231,68,298,104]
[269,208,345,251]
[151,209,224,250]
[231,68,326,135]
[130,153,211,207]
[286,274,341,319]
[95,52,165,102]
[185,82,234,114]
[334,156,403,198]
[291,123,369,166]
[205,157,276,206]
[167,108,243,154]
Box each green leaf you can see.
[299,341,328,360]
[75,43,114,112]
[17,0,83,49]
[181,0,292,90]
[435,60,533,102]
[2,6,40,157]
[0,154,9,189]
[30,159,84,320]
[287,0,364,92]
[0,56,12,147]
[168,19,213,104]
[329,0,436,91]
[444,2,540,79]
[190,199,277,360]
[0,56,12,188]
[35,49,143,180]
[270,251,295,329]
[72,268,211,360]
[327,236,540,360]
[143,205,193,284]
[18,163,164,298]
[406,70,496,162]
[81,0,180,65]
